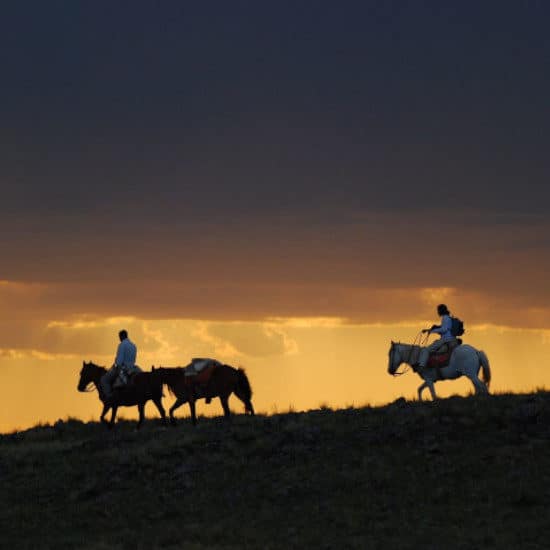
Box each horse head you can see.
[77,361,104,392]
[387,341,403,375]
[149,366,177,385]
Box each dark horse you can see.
[77,361,167,429]
[151,364,254,425]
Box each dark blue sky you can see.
[2,1,549,212]
[1,2,549,314]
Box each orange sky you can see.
[2,313,549,433]
[2,213,549,432]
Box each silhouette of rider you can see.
[417,304,457,368]
[100,329,138,404]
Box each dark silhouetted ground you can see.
[2,392,550,549]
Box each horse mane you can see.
[155,367,185,396]
[85,361,107,373]
[394,342,422,353]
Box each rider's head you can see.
[119,329,128,341]
[437,304,450,316]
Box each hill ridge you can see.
[2,392,550,549]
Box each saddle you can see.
[426,339,461,369]
[184,363,217,385]
[183,360,220,403]
[113,365,142,389]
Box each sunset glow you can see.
[1,3,549,433]
[2,313,550,432]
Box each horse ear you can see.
[152,365,155,371]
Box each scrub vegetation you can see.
[2,392,550,549]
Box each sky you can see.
[1,2,550,432]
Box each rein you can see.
[391,332,428,376]
[392,364,410,377]
[80,363,107,392]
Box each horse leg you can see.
[153,397,167,425]
[418,380,437,401]
[188,397,197,426]
[169,397,187,426]
[233,387,254,415]
[469,373,489,395]
[220,395,231,421]
[100,403,109,424]
[109,406,118,429]
[137,403,145,429]
[418,382,428,401]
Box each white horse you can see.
[387,341,491,401]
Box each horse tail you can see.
[477,350,491,390]
[236,368,252,399]
[236,368,254,414]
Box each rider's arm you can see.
[115,342,125,366]
[431,316,451,335]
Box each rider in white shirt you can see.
[100,329,140,403]
[417,304,457,367]
[115,332,137,371]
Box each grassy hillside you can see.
[2,392,550,550]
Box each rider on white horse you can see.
[417,304,457,368]
[388,305,489,400]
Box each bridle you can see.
[79,364,105,392]
[390,343,410,376]
[390,332,428,376]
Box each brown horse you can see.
[77,361,167,429]
[151,364,254,425]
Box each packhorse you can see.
[151,362,254,425]
[387,341,491,400]
[77,361,167,428]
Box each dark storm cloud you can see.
[1,1,549,218]
[1,1,549,328]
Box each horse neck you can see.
[397,343,420,365]
[158,369,182,391]
[91,365,107,386]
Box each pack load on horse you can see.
[151,360,254,425]
[112,363,142,389]
[183,358,223,403]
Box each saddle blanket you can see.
[427,353,451,368]
[113,364,142,388]
[184,358,221,376]
[426,340,460,369]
